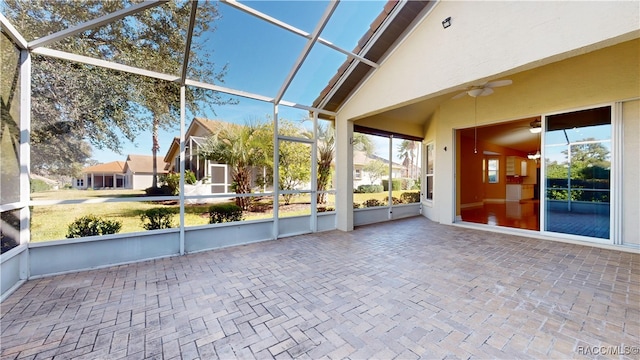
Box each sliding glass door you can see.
[544,106,611,239]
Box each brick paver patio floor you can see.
[1,217,639,359]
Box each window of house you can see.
[76,179,84,187]
[487,158,499,183]
[355,169,362,179]
[425,143,434,200]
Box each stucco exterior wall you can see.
[622,100,640,246]
[129,173,154,190]
[431,40,639,228]
[338,1,639,124]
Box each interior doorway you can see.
[456,117,542,231]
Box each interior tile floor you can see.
[460,201,540,231]
[1,217,638,359]
[461,201,611,239]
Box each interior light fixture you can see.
[527,150,541,160]
[442,17,451,29]
[529,119,542,133]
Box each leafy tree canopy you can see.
[3,0,232,178]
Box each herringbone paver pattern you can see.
[1,217,639,359]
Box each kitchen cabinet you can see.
[506,184,535,201]
[506,156,527,176]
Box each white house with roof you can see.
[74,155,166,190]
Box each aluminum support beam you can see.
[28,1,167,49]
[274,1,339,104]
[179,86,186,254]
[180,1,199,85]
[0,13,28,49]
[220,0,378,69]
[32,47,180,82]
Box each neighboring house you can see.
[163,117,234,194]
[123,154,168,190]
[75,155,167,190]
[352,150,404,188]
[75,161,125,189]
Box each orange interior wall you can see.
[458,133,528,205]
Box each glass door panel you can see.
[544,107,611,239]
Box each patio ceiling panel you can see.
[222,0,378,70]
[0,13,27,49]
[188,1,307,100]
[281,41,348,108]
[273,1,339,105]
[27,1,167,50]
[0,0,134,42]
[43,1,188,77]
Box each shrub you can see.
[141,208,176,230]
[382,179,402,191]
[1,211,20,254]
[145,185,172,196]
[209,204,244,224]
[355,184,384,193]
[400,178,415,191]
[30,179,51,193]
[401,191,421,203]
[384,196,404,205]
[363,199,383,208]
[317,207,335,213]
[158,170,197,195]
[353,202,361,209]
[184,170,197,185]
[66,215,122,238]
[411,177,421,190]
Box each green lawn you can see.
[29,189,418,242]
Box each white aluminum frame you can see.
[0,0,401,289]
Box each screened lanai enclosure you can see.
[1,0,425,299]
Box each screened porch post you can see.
[335,116,353,231]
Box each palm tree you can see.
[311,125,374,204]
[199,122,267,210]
[316,124,335,204]
[397,140,417,178]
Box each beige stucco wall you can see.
[338,1,639,124]
[622,100,640,246]
[431,40,639,229]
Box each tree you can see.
[310,125,374,204]
[199,121,268,210]
[277,122,311,205]
[3,1,232,181]
[561,139,610,180]
[397,140,417,178]
[363,159,388,185]
[315,124,334,204]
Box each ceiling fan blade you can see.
[479,87,494,96]
[485,79,512,88]
[452,91,469,100]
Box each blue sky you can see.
[90,0,386,164]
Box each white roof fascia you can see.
[329,1,439,113]
[180,1,198,85]
[221,0,377,68]
[28,1,168,50]
[0,12,28,49]
[318,0,408,109]
[31,47,179,82]
[274,0,339,104]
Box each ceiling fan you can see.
[529,119,542,133]
[452,79,513,99]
